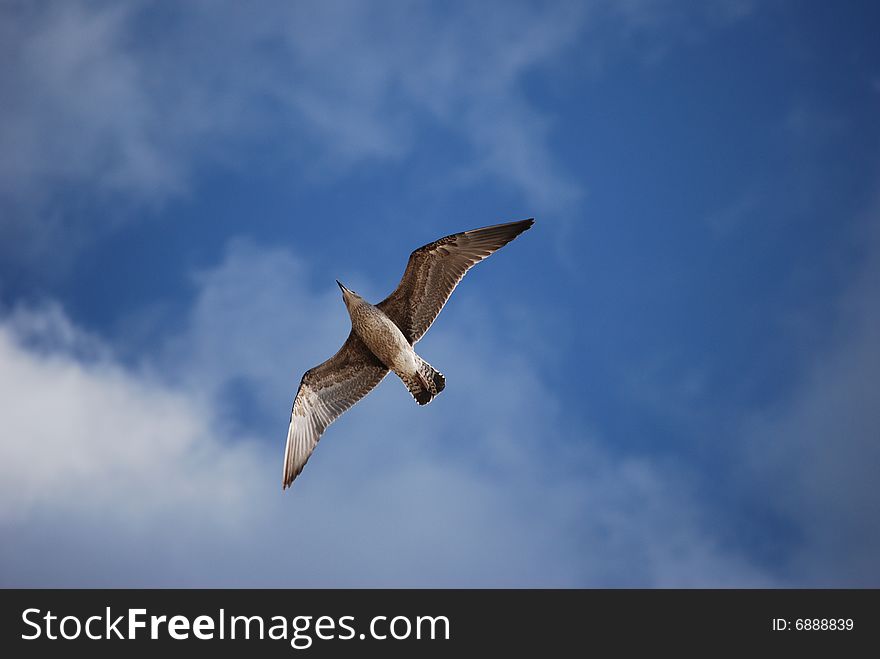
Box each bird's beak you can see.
[336,280,348,294]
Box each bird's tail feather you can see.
[403,358,445,405]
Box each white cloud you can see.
[0,303,261,529]
[0,241,771,586]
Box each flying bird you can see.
[283,218,534,489]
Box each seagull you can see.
[283,218,534,489]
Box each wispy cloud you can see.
[0,4,178,200]
[0,1,586,257]
[1,0,760,266]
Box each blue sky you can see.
[1,1,878,586]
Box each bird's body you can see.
[283,218,534,489]
[344,293,415,375]
[340,287,443,404]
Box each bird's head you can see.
[336,280,361,309]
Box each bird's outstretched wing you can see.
[283,331,388,489]
[378,219,534,344]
